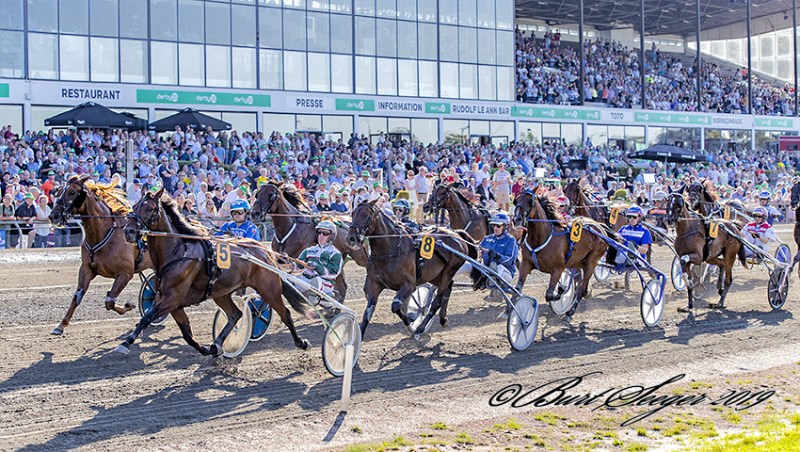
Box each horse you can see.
[789,180,800,275]
[686,180,722,218]
[47,174,152,336]
[666,190,748,312]
[250,181,369,302]
[118,188,310,356]
[345,199,482,337]
[563,179,624,232]
[512,191,608,319]
[423,183,492,241]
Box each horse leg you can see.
[51,265,95,335]
[359,277,384,338]
[255,285,309,350]
[544,270,562,302]
[208,293,243,357]
[677,254,701,312]
[170,307,213,355]
[391,283,418,326]
[417,281,454,335]
[115,296,187,354]
[438,280,455,328]
[333,272,348,303]
[104,273,134,315]
[514,256,533,294]
[709,254,734,309]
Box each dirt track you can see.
[1,228,799,451]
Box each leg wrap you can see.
[74,288,86,307]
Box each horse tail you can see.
[282,280,312,317]
[736,237,749,270]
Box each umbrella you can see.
[119,112,149,131]
[627,145,709,164]
[147,108,232,132]
[44,102,145,129]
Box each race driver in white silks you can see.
[296,220,343,308]
[741,206,777,261]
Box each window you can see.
[330,14,352,54]
[478,65,496,100]
[90,37,119,82]
[497,66,514,101]
[0,0,23,30]
[308,0,328,11]
[418,23,437,60]
[397,21,417,59]
[308,53,330,92]
[377,58,397,95]
[205,2,230,45]
[121,0,148,39]
[398,59,417,97]
[60,35,89,81]
[496,0,514,30]
[355,17,375,54]
[477,0,495,28]
[458,0,476,26]
[297,114,322,132]
[355,56,376,94]
[151,41,178,84]
[478,29,496,64]
[440,62,458,98]
[439,26,458,62]
[439,0,457,24]
[412,118,437,145]
[283,50,307,91]
[0,105,22,138]
[60,0,88,34]
[259,7,282,48]
[283,9,306,50]
[232,5,256,46]
[459,63,477,99]
[376,19,396,57]
[179,0,204,43]
[459,27,477,63]
[121,39,148,83]
[329,0,350,13]
[151,0,178,41]
[397,0,415,20]
[496,30,513,66]
[283,0,304,8]
[259,49,283,89]
[354,0,374,16]
[0,31,24,78]
[307,12,330,52]
[418,60,438,97]
[206,45,231,87]
[179,43,204,86]
[90,0,118,37]
[331,54,352,93]
[418,0,436,22]
[263,113,294,135]
[28,0,58,32]
[323,116,353,140]
[232,47,256,88]
[375,0,395,17]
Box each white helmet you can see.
[315,220,337,240]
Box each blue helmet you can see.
[490,212,510,226]
[626,205,643,217]
[392,199,411,211]
[231,199,250,212]
[759,190,771,200]
[753,206,768,217]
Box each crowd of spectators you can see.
[515,30,797,115]
[2,121,800,248]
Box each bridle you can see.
[127,194,162,238]
[350,203,376,242]
[54,180,87,222]
[253,184,279,221]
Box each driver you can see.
[297,220,343,306]
[557,195,571,221]
[480,212,519,286]
[216,199,261,240]
[392,199,420,233]
[616,205,652,264]
[647,191,668,227]
[757,190,781,224]
[741,206,776,259]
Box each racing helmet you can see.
[626,205,644,217]
[230,199,251,212]
[557,196,570,207]
[392,199,411,213]
[753,206,768,218]
[315,219,337,239]
[758,190,771,200]
[489,212,510,226]
[652,191,667,202]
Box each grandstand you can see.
[0,0,798,151]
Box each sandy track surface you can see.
[0,228,798,451]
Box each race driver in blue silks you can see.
[480,212,519,284]
[217,199,261,240]
[616,205,652,264]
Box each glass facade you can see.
[1,0,514,100]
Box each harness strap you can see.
[274,221,298,246]
[83,222,119,267]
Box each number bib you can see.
[216,242,232,269]
[570,221,583,242]
[609,208,619,225]
[709,221,719,239]
[420,235,435,259]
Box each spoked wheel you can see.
[405,284,436,335]
[248,296,273,342]
[138,273,168,326]
[689,264,709,302]
[768,267,790,311]
[593,257,611,282]
[322,313,362,377]
[775,244,791,265]
[671,256,686,292]
[640,279,665,327]
[551,269,577,315]
[211,296,252,358]
[507,296,539,351]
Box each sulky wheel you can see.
[405,284,436,335]
[211,296,252,358]
[768,267,790,311]
[640,279,665,327]
[551,269,577,316]
[248,296,273,342]
[670,256,687,292]
[322,313,362,377]
[593,257,611,282]
[507,296,539,351]
[775,244,791,265]
[138,273,168,326]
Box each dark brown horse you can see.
[563,179,625,232]
[423,183,492,241]
[118,189,309,356]
[789,180,800,275]
[666,190,748,311]
[250,181,368,302]
[345,199,481,336]
[48,174,152,335]
[512,191,608,319]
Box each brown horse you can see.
[423,183,492,241]
[666,190,748,311]
[512,191,608,319]
[48,174,152,336]
[563,179,624,232]
[790,180,800,274]
[118,189,310,356]
[250,181,368,302]
[345,199,481,337]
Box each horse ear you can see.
[677,185,686,195]
[369,199,378,207]
[77,174,91,185]
[154,187,165,200]
[140,184,148,196]
[275,180,284,187]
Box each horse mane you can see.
[280,184,313,213]
[536,194,566,223]
[451,185,480,208]
[701,180,719,202]
[84,175,131,215]
[159,194,209,237]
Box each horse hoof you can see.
[124,302,136,312]
[209,344,222,357]
[440,317,449,328]
[300,339,310,350]
[50,326,64,336]
[545,293,560,302]
[677,306,693,313]
[114,344,130,355]
[199,345,212,356]
[391,300,403,315]
[708,303,725,310]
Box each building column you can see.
[437,117,445,144]
[22,102,31,133]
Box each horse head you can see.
[124,188,164,243]
[686,182,705,211]
[347,199,379,246]
[424,183,450,215]
[791,180,800,210]
[251,181,282,222]
[512,191,535,227]
[49,174,91,226]
[665,192,686,226]
[563,179,581,207]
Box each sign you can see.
[60,87,122,101]
[452,102,511,117]
[756,117,794,129]
[601,110,633,122]
[335,98,375,111]
[420,235,435,259]
[377,100,424,113]
[709,221,719,239]
[570,221,583,242]
[287,96,330,110]
[216,242,231,269]
[136,89,271,107]
[0,83,9,98]
[779,136,800,151]
[609,208,619,225]
[511,106,600,121]
[634,112,711,126]
[425,102,451,114]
